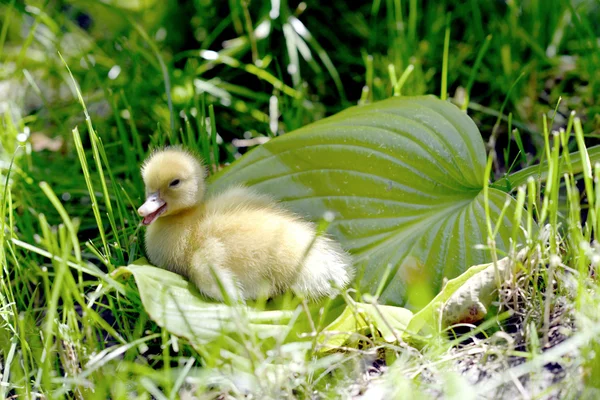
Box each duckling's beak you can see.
[138,192,167,226]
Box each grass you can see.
[1,0,600,398]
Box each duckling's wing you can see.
[205,185,278,213]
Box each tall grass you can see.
[1,0,600,397]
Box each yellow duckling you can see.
[137,147,353,302]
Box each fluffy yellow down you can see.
[137,147,353,301]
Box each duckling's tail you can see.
[292,237,353,299]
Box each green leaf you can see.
[405,249,534,340]
[209,95,524,306]
[404,260,492,339]
[319,300,413,350]
[117,259,295,347]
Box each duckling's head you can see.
[138,147,206,225]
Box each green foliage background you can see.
[3,0,599,265]
[2,0,600,397]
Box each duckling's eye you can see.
[169,179,181,187]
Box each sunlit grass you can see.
[1,0,600,398]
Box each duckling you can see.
[137,147,353,302]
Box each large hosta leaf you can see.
[210,96,524,306]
